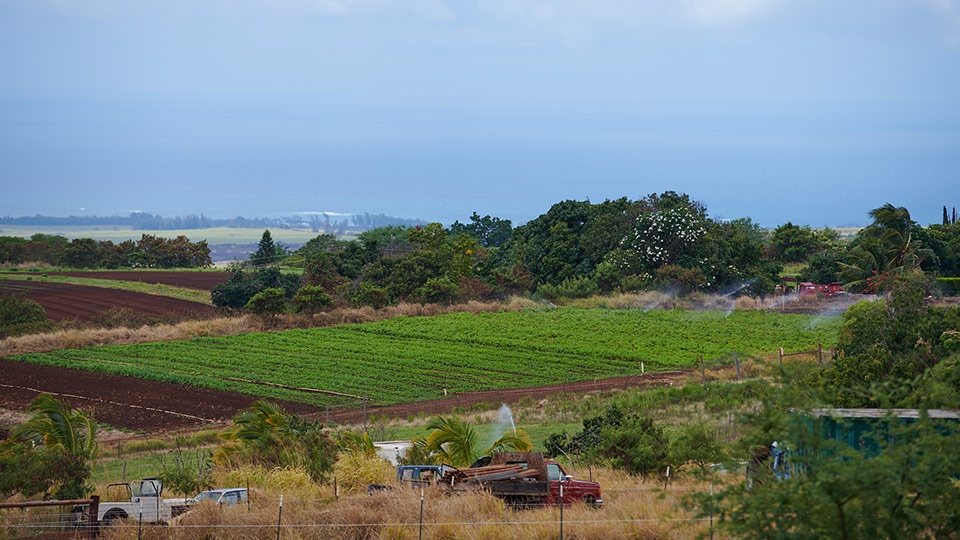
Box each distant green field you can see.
[0,225,344,245]
[10,308,840,407]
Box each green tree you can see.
[63,237,103,268]
[800,250,844,284]
[251,229,278,266]
[449,212,513,248]
[769,222,819,263]
[548,404,669,475]
[669,421,726,473]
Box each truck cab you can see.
[397,464,453,488]
[546,460,602,507]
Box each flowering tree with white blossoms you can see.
[612,207,708,277]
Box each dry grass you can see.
[0,316,253,356]
[97,466,716,540]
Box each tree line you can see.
[214,193,960,313]
[0,234,212,268]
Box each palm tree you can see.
[11,394,98,463]
[423,416,533,467]
[840,204,933,292]
[8,394,99,499]
[214,400,335,481]
[338,430,378,459]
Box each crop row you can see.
[11,308,840,406]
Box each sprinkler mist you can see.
[487,403,519,450]
[498,403,517,434]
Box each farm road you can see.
[0,359,690,433]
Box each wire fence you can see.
[1,483,727,539]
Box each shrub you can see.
[0,292,52,338]
[590,415,670,476]
[352,282,391,308]
[245,288,288,315]
[417,276,458,305]
[669,421,726,473]
[537,275,601,300]
[292,285,334,314]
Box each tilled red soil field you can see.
[0,280,220,323]
[46,271,229,290]
[0,358,691,433]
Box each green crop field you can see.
[9,308,841,407]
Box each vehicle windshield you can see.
[194,491,220,502]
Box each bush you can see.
[0,292,52,338]
[245,288,288,315]
[537,275,601,300]
[669,421,726,473]
[590,415,670,476]
[352,282,391,308]
[292,285,334,313]
[547,405,670,476]
[417,276,458,305]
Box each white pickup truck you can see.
[89,478,192,525]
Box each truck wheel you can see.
[583,495,601,509]
[102,509,128,527]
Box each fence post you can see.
[559,482,564,540]
[734,351,741,380]
[88,496,99,540]
[818,343,823,365]
[419,488,425,540]
[778,347,784,366]
[276,494,283,540]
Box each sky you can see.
[1,0,958,228]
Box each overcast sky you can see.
[1,0,958,228]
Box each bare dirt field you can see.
[0,358,689,433]
[0,280,220,323]
[47,271,229,290]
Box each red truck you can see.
[441,452,602,508]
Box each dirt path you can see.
[0,359,691,433]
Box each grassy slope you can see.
[11,308,840,407]
[0,273,213,305]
